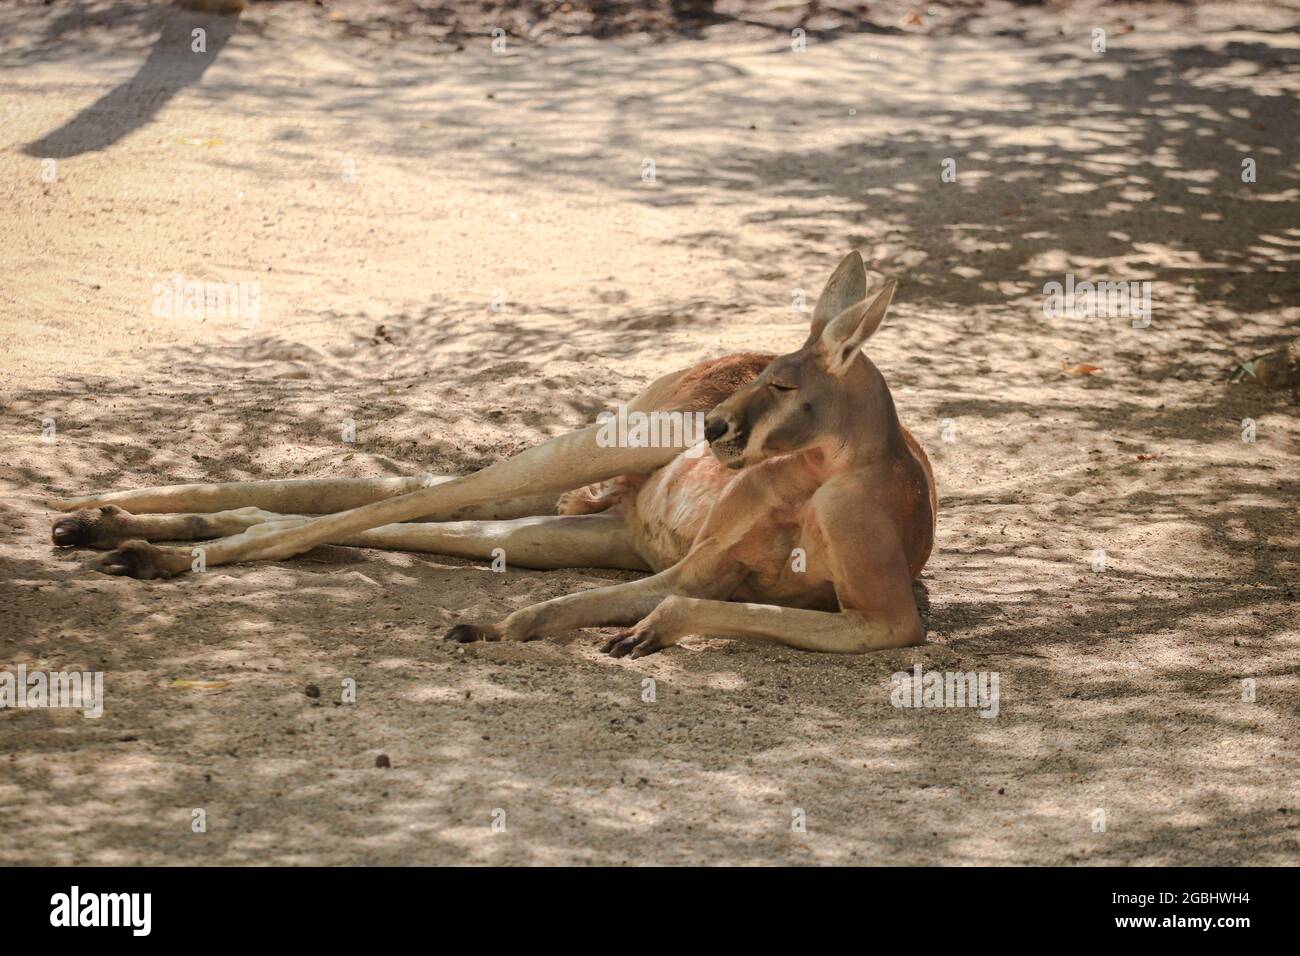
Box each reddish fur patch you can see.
[899,425,938,530]
[666,353,774,412]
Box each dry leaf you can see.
[169,679,230,691]
[1062,362,1103,376]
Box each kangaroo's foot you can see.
[52,506,142,549]
[52,505,296,549]
[89,541,193,580]
[442,623,503,643]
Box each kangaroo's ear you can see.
[808,250,867,340]
[818,279,896,375]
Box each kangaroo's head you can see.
[703,251,895,470]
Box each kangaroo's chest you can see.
[625,453,839,609]
[624,452,733,570]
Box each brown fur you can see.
[665,352,775,410]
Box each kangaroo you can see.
[49,252,936,656]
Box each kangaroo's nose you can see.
[704,418,729,444]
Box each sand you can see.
[0,0,1297,864]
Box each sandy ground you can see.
[1,0,1298,865]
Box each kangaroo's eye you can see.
[769,382,797,392]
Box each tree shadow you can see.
[4,7,1298,865]
[23,6,240,159]
[415,36,1299,315]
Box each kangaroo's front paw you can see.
[442,623,502,643]
[600,600,686,659]
[600,620,678,660]
[52,505,135,548]
[90,540,190,580]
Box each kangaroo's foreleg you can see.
[442,549,744,643]
[598,598,925,659]
[87,424,695,578]
[594,501,929,658]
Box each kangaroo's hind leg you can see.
[52,506,310,549]
[334,512,648,571]
[50,475,435,516]
[93,512,647,578]
[51,477,561,548]
[84,355,776,578]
